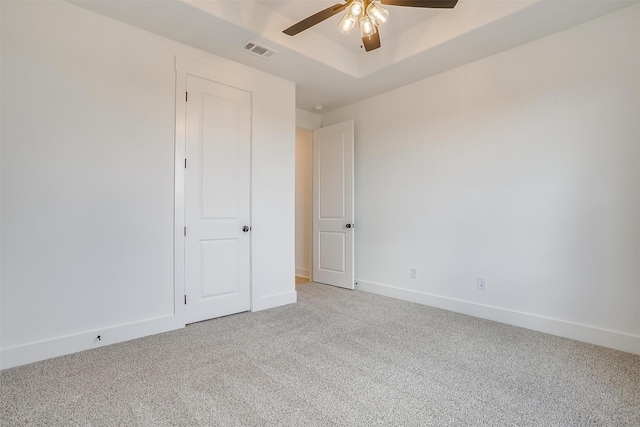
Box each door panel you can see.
[201,239,239,297]
[201,96,239,219]
[318,137,345,219]
[318,232,346,272]
[185,75,251,323]
[313,120,354,289]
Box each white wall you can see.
[1,0,295,368]
[322,5,640,354]
[295,128,313,278]
[295,108,321,132]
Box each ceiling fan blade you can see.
[362,31,381,52]
[283,3,349,36]
[381,0,458,8]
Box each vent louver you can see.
[242,41,278,59]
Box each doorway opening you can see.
[295,120,355,289]
[295,128,313,285]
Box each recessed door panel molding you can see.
[201,239,240,298]
[185,74,251,323]
[313,120,354,289]
[318,232,346,273]
[201,95,240,219]
[318,135,345,219]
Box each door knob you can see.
[345,223,354,229]
[242,226,250,232]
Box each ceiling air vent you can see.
[242,41,278,59]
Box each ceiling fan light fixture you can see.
[360,15,377,38]
[283,0,459,53]
[366,2,389,26]
[338,12,358,34]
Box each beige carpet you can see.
[2,282,639,426]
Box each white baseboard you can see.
[0,315,184,370]
[295,267,310,278]
[355,280,640,355]
[253,290,297,312]
[1,288,300,370]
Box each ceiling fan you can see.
[283,0,459,52]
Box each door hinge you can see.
[184,295,187,305]
[184,158,187,168]
[184,226,187,236]
[185,91,188,102]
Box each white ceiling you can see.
[71,0,638,113]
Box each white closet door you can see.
[184,75,251,323]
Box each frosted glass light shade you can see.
[338,12,358,34]
[366,2,389,25]
[360,16,377,38]
[349,0,365,18]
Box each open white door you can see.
[312,120,354,289]
[184,75,251,323]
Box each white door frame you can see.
[294,111,321,283]
[294,115,356,288]
[174,56,255,323]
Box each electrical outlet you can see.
[410,268,417,279]
[477,277,487,290]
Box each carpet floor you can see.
[1,282,639,426]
